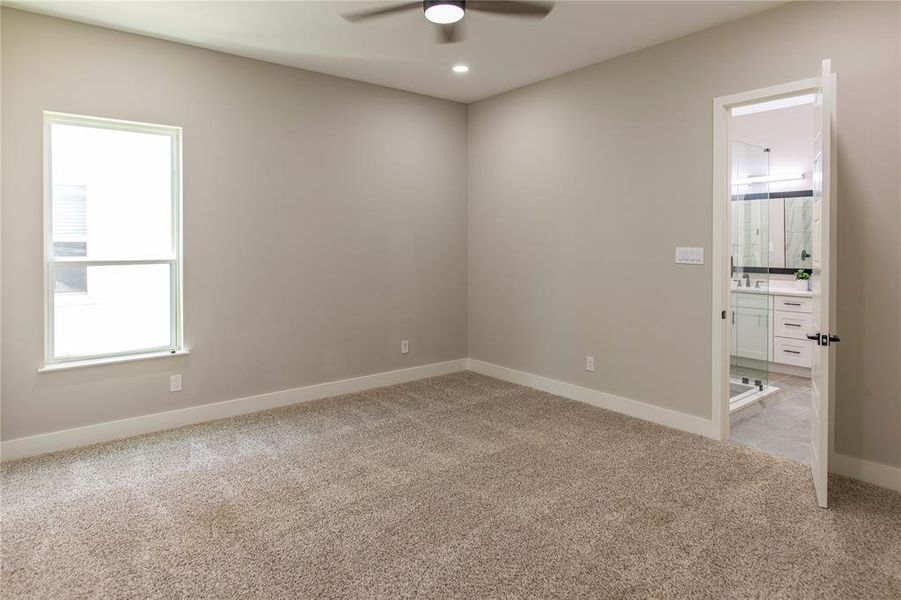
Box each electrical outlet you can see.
[585,356,595,372]
[401,339,409,354]
[170,374,182,392]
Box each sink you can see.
[731,282,768,293]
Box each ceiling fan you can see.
[342,0,554,44]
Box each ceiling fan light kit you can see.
[424,1,465,24]
[343,1,554,45]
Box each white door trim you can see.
[710,77,821,442]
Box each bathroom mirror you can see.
[731,194,813,271]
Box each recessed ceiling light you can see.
[452,64,470,74]
[424,1,465,24]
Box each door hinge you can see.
[721,310,727,320]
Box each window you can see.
[44,112,183,366]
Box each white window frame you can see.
[43,111,184,369]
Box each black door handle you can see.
[806,333,842,345]
[801,249,810,261]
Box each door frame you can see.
[710,77,821,442]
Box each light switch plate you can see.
[675,247,704,265]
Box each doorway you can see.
[711,61,838,507]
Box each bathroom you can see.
[727,94,816,464]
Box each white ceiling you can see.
[4,0,780,103]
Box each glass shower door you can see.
[729,141,771,402]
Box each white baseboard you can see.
[467,359,900,492]
[0,359,468,462]
[466,358,717,438]
[830,452,901,492]
[6,356,897,495]
[768,362,811,378]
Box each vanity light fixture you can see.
[733,173,805,186]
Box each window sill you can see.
[39,350,189,373]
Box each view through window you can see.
[45,113,182,364]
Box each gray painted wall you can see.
[467,1,901,468]
[1,9,468,440]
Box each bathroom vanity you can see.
[730,284,813,372]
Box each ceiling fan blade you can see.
[342,2,421,22]
[466,1,553,18]
[436,22,465,44]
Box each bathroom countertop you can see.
[730,286,813,298]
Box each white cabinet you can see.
[733,306,770,361]
[772,293,813,368]
[774,336,813,367]
[774,310,812,340]
[730,291,813,369]
[774,295,812,313]
[731,293,770,362]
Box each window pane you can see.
[53,263,172,358]
[51,124,173,259]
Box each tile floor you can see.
[730,372,813,464]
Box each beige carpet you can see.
[2,372,899,599]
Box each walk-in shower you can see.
[729,141,779,413]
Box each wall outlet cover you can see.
[586,355,595,372]
[170,374,182,393]
[401,339,409,354]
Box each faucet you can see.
[743,273,751,287]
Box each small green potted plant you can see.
[795,269,811,291]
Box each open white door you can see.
[809,59,837,508]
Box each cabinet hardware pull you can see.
[785,323,801,327]
[784,302,801,306]
[784,350,801,354]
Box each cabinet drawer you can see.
[774,295,811,313]
[774,310,813,340]
[774,337,812,367]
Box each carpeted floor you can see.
[2,371,900,599]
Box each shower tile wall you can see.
[785,197,813,269]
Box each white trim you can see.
[711,77,822,442]
[6,357,895,494]
[711,94,729,441]
[730,93,817,117]
[2,359,467,461]
[37,349,190,373]
[830,452,901,493]
[466,359,717,438]
[768,362,810,378]
[714,78,820,112]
